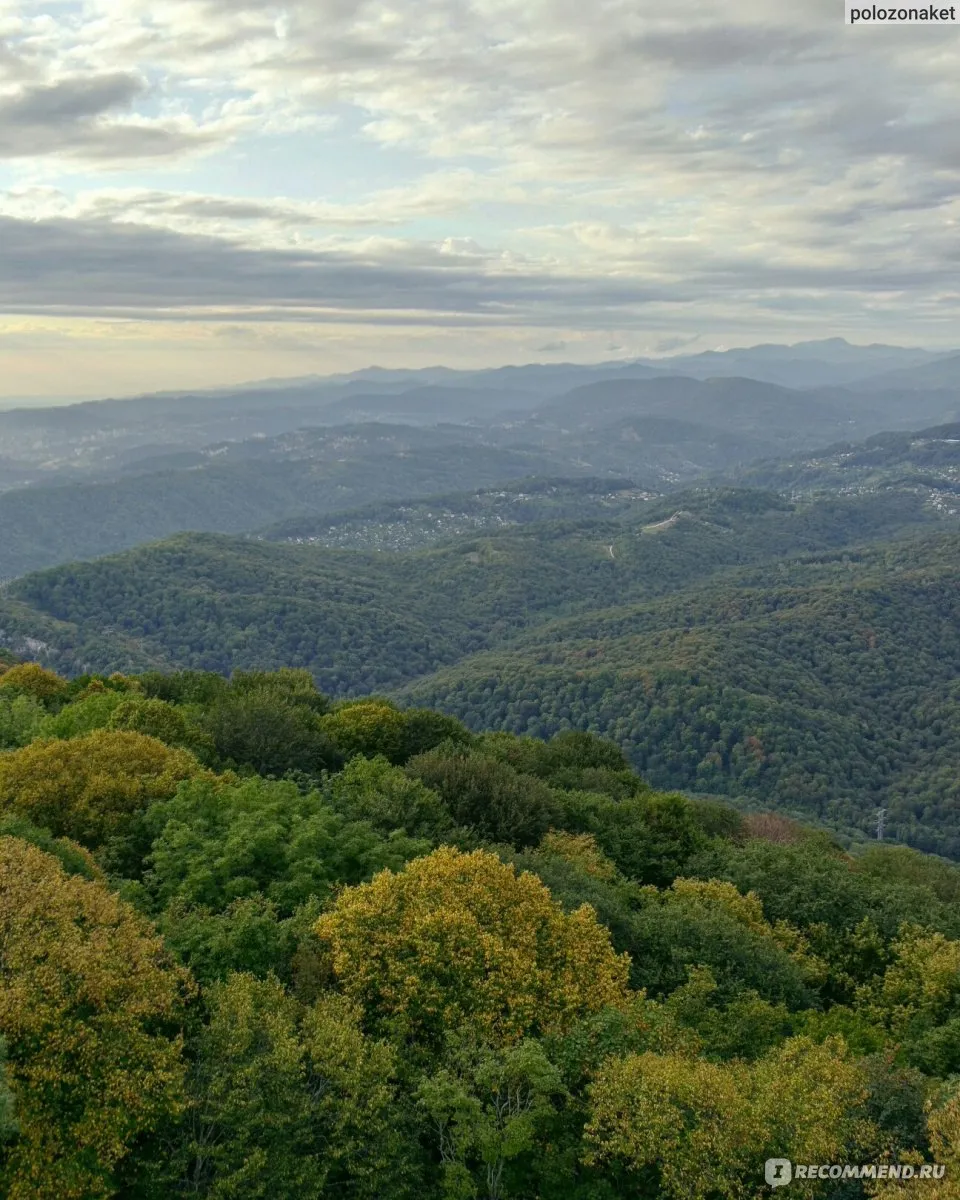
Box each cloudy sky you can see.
[1,0,958,398]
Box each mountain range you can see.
[1,341,959,855]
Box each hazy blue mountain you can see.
[647,338,949,388]
[850,352,960,393]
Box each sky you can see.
[0,0,958,399]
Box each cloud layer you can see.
[0,0,958,392]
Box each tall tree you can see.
[0,837,191,1200]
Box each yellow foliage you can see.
[315,846,631,1049]
[671,877,770,931]
[320,700,408,761]
[537,830,618,881]
[0,729,204,846]
[0,663,68,702]
[858,926,960,1033]
[584,1051,760,1198]
[585,1036,871,1200]
[870,1083,960,1200]
[0,837,191,1199]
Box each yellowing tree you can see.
[0,837,191,1200]
[315,846,631,1050]
[0,663,68,704]
[536,830,619,882]
[870,1082,960,1200]
[321,700,409,763]
[584,1035,870,1200]
[858,926,960,1034]
[0,729,203,846]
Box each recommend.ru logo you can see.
[764,1159,946,1187]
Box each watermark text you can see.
[765,1159,947,1187]
[846,4,959,21]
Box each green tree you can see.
[328,754,451,839]
[182,973,413,1198]
[143,775,429,917]
[37,690,125,739]
[0,693,45,749]
[406,749,559,848]
[418,1034,567,1200]
[202,689,340,776]
[557,790,706,886]
[401,708,473,760]
[321,700,410,764]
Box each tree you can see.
[0,663,68,704]
[108,696,190,746]
[314,847,631,1053]
[0,730,203,847]
[328,754,451,839]
[37,690,124,739]
[182,973,413,1198]
[535,832,619,883]
[0,837,190,1200]
[856,926,960,1076]
[557,790,706,886]
[321,700,410,764]
[584,1036,871,1200]
[625,879,817,1008]
[229,668,329,712]
[401,708,473,760]
[869,1080,960,1200]
[202,689,340,777]
[406,750,559,848]
[142,775,429,917]
[0,694,45,749]
[418,1035,567,1200]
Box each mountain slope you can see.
[0,487,956,853]
[725,421,960,509]
[400,529,960,855]
[0,431,589,579]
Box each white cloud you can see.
[0,0,957,393]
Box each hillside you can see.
[401,530,960,856]
[0,485,957,852]
[259,478,657,551]
[1,365,958,578]
[524,375,957,442]
[722,421,960,511]
[0,430,589,579]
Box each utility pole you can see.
[876,807,887,842]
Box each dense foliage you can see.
[1,665,960,1198]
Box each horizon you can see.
[0,334,955,411]
[2,1,959,398]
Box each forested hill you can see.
[0,485,958,852]
[401,532,960,856]
[721,420,960,504]
[4,663,960,1197]
[0,430,584,579]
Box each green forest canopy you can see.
[2,663,960,1197]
